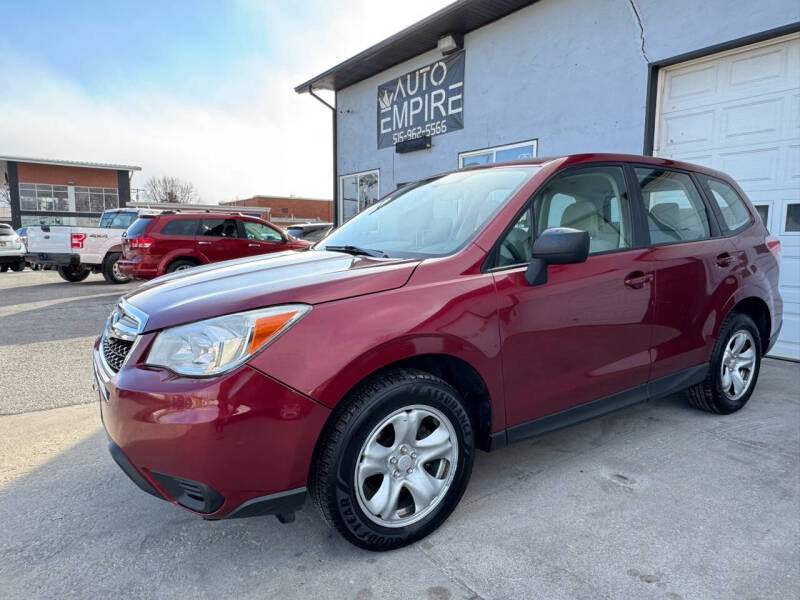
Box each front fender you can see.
[249,275,505,430]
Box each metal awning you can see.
[295,0,537,93]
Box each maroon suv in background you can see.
[118,213,310,279]
[97,154,782,551]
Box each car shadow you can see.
[0,293,125,346]
[0,279,138,308]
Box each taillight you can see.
[766,236,781,261]
[129,236,154,249]
[70,233,86,248]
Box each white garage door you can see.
[654,32,800,360]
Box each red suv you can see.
[95,154,782,550]
[118,213,310,279]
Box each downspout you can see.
[307,87,338,227]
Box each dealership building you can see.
[1,155,141,229]
[296,0,800,358]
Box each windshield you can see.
[318,166,538,258]
[100,211,139,229]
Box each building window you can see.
[339,169,380,223]
[75,187,118,212]
[459,139,538,168]
[19,183,118,214]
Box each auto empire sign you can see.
[377,52,464,149]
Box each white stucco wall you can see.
[335,0,799,196]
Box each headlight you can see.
[146,304,310,376]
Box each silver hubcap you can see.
[175,265,191,271]
[354,405,458,528]
[720,330,757,401]
[112,260,129,282]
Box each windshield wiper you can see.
[324,245,389,258]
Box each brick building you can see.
[221,196,332,223]
[1,155,141,229]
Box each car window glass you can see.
[125,218,153,237]
[705,177,751,231]
[496,166,631,267]
[497,207,532,267]
[160,219,199,236]
[320,167,538,258]
[635,168,710,244]
[199,218,239,237]
[243,220,282,241]
[537,166,631,254]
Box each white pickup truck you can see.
[25,208,159,283]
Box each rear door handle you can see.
[624,271,654,289]
[248,243,261,247]
[198,241,212,245]
[716,252,735,267]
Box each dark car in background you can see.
[97,154,781,551]
[118,212,311,279]
[286,222,334,242]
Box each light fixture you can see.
[437,33,463,55]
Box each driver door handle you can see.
[198,241,212,245]
[624,271,653,289]
[248,243,261,247]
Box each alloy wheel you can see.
[720,329,757,401]
[354,405,458,528]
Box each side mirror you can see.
[525,227,590,286]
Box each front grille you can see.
[102,336,133,372]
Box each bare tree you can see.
[144,176,198,204]
[0,182,10,208]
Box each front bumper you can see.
[94,336,329,519]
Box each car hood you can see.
[124,250,420,332]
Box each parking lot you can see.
[1,269,798,599]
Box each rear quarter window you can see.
[125,217,154,237]
[701,176,753,232]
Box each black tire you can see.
[0,264,8,272]
[57,265,91,282]
[687,312,762,414]
[101,252,131,284]
[10,260,25,272]
[166,258,199,273]
[309,368,475,551]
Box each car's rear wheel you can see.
[0,264,8,272]
[310,368,475,551]
[101,252,131,284]
[166,258,199,273]
[687,312,762,414]
[57,265,91,282]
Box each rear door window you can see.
[634,168,711,244]
[160,219,199,236]
[199,218,240,237]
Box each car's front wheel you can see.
[310,369,475,551]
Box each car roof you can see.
[460,152,733,181]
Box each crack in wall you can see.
[627,0,650,63]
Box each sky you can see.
[0,0,452,202]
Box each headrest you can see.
[561,201,597,227]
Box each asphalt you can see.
[1,269,799,599]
